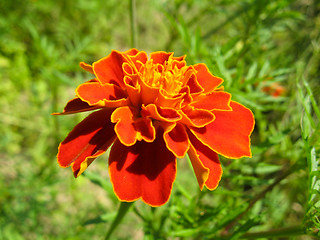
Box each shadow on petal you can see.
[109,129,177,206]
[57,109,116,175]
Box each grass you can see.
[0,0,320,239]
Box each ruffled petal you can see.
[187,144,209,190]
[179,106,215,128]
[163,123,189,158]
[52,98,102,115]
[179,86,193,107]
[141,104,182,122]
[188,131,222,190]
[123,48,140,57]
[108,132,177,206]
[191,92,232,111]
[156,89,184,108]
[190,101,255,158]
[57,109,116,177]
[171,59,186,69]
[124,76,141,107]
[150,51,173,65]
[172,55,186,61]
[127,51,148,71]
[76,82,128,107]
[138,76,160,105]
[93,50,128,88]
[111,106,155,146]
[186,70,203,94]
[194,63,223,92]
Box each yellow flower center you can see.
[140,58,188,95]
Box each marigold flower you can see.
[55,49,255,206]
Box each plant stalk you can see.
[104,202,134,240]
[129,0,137,48]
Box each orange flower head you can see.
[262,82,285,97]
[55,49,255,206]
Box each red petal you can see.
[57,109,116,177]
[155,89,184,108]
[188,130,222,190]
[171,59,186,69]
[194,63,223,92]
[109,133,177,206]
[111,106,155,146]
[138,77,160,105]
[123,48,139,56]
[179,106,215,127]
[127,51,148,71]
[179,86,193,107]
[186,70,203,94]
[124,76,141,107]
[150,51,173,64]
[122,62,135,75]
[93,50,128,88]
[76,82,128,107]
[141,104,182,122]
[80,62,94,74]
[172,55,186,61]
[163,123,189,158]
[190,101,254,158]
[191,92,232,111]
[52,98,102,115]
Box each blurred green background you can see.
[1,0,320,239]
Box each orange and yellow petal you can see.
[188,131,222,190]
[80,62,94,74]
[108,132,177,207]
[141,104,182,122]
[57,109,116,176]
[163,123,189,158]
[187,144,209,190]
[156,89,184,109]
[138,77,160,105]
[179,106,215,128]
[186,71,204,94]
[127,51,148,71]
[190,101,255,159]
[150,51,173,65]
[72,153,100,178]
[93,50,129,88]
[123,48,140,57]
[194,63,223,92]
[124,76,142,107]
[191,92,232,111]
[111,106,155,146]
[76,82,128,107]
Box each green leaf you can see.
[83,212,117,225]
[170,228,200,237]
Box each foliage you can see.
[0,0,319,239]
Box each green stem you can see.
[241,225,305,239]
[104,202,134,240]
[129,0,137,48]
